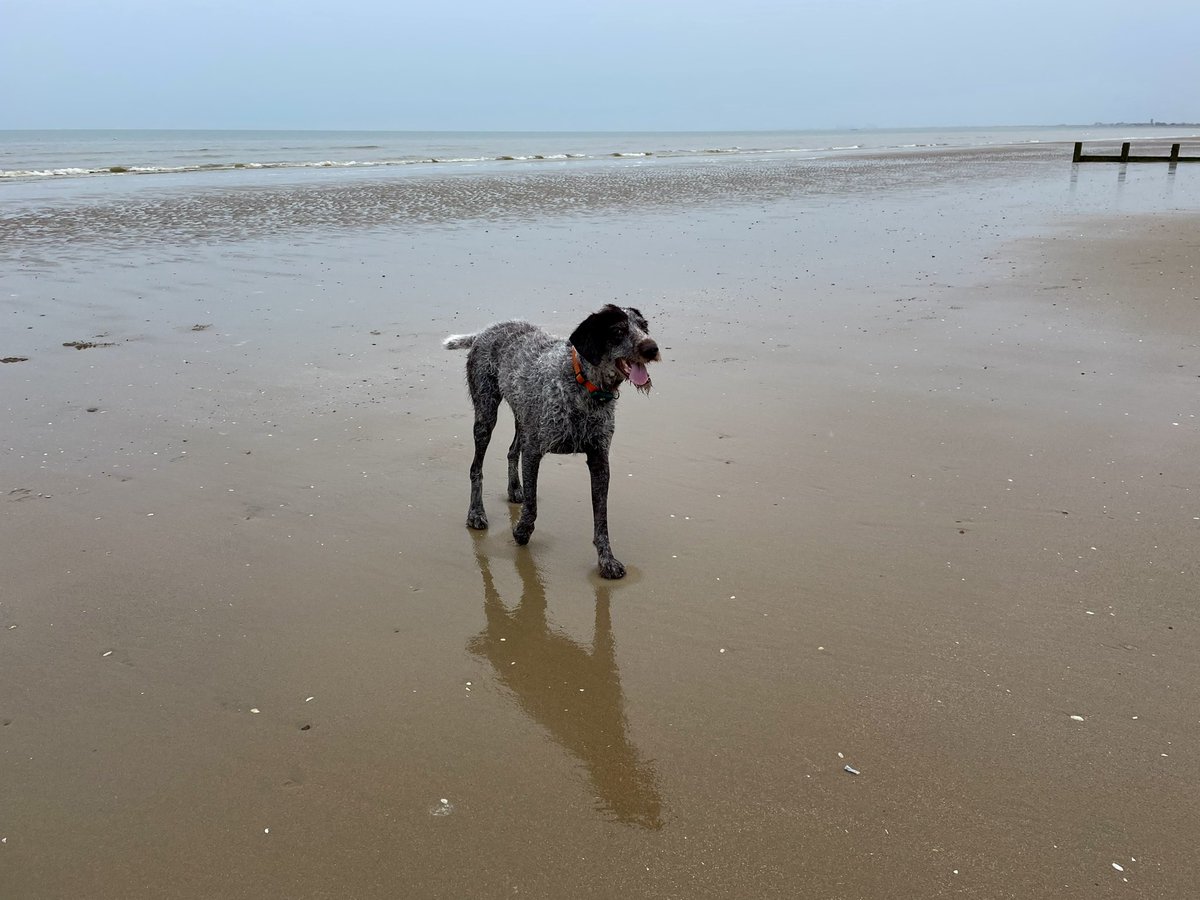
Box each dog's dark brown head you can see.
[569,305,660,394]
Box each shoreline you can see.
[6,124,1200,186]
[3,144,1066,248]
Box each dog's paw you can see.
[507,488,524,504]
[512,521,534,545]
[466,509,489,530]
[599,557,626,580]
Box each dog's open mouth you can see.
[617,359,652,393]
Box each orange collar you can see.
[571,346,618,402]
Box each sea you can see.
[3,125,1197,257]
[3,124,1194,188]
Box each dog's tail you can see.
[443,333,477,350]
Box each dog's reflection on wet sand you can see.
[467,532,663,829]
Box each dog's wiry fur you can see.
[444,305,660,579]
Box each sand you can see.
[3,148,1199,898]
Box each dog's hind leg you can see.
[467,384,501,530]
[512,447,543,546]
[586,446,626,579]
[506,425,524,503]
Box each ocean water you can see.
[3,126,1197,259]
[3,125,1195,185]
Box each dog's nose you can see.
[640,340,659,361]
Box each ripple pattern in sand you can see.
[0,148,1059,257]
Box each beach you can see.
[3,137,1200,898]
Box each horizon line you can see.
[5,122,1197,134]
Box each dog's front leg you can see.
[513,449,542,545]
[586,447,625,579]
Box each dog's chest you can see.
[539,395,616,454]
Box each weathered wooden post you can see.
[1072,139,1195,163]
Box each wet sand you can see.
[3,149,1200,897]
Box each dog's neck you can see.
[570,346,618,403]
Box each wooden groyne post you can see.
[1073,141,1198,163]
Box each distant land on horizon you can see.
[1091,120,1200,127]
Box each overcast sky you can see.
[3,0,1197,131]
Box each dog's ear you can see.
[569,305,626,365]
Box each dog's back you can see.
[448,321,566,411]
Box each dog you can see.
[444,305,660,578]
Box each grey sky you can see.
[3,0,1197,130]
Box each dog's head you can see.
[569,305,660,394]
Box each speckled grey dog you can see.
[444,305,660,579]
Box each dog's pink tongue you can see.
[629,362,650,386]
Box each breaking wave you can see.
[0,142,921,182]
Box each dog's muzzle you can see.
[619,340,659,394]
